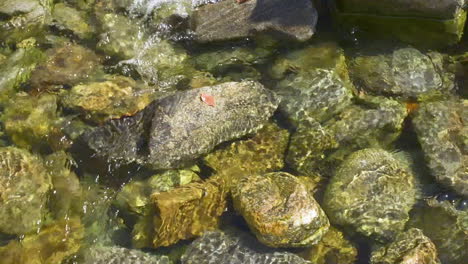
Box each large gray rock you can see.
[81,81,279,169]
[191,0,318,42]
[181,230,312,264]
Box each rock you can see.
[301,227,357,264]
[0,147,51,235]
[82,245,172,264]
[29,43,103,92]
[350,48,455,99]
[51,3,94,39]
[81,81,279,169]
[287,96,407,176]
[203,122,289,189]
[0,44,44,104]
[61,75,158,123]
[232,172,329,248]
[181,230,312,264]
[148,177,227,247]
[412,99,467,196]
[409,198,467,264]
[0,218,84,264]
[0,0,52,44]
[191,0,318,43]
[370,228,440,264]
[0,93,66,150]
[323,148,417,242]
[331,0,467,47]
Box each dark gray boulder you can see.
[191,0,318,42]
[81,81,279,169]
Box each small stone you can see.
[52,3,94,39]
[82,245,172,264]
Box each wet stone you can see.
[149,177,227,247]
[191,0,318,43]
[232,172,330,248]
[82,81,279,170]
[51,3,94,39]
[61,75,157,123]
[82,245,172,264]
[412,99,467,196]
[0,147,52,235]
[181,230,312,264]
[370,228,440,264]
[409,198,468,264]
[350,48,455,99]
[323,148,417,242]
[203,122,289,189]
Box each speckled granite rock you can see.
[412,99,467,196]
[204,122,289,188]
[0,147,51,235]
[371,228,440,264]
[409,198,468,264]
[82,81,279,169]
[181,230,312,264]
[350,48,455,98]
[232,172,329,247]
[323,148,417,242]
[83,245,172,264]
[191,0,318,42]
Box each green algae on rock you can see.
[323,148,417,242]
[412,99,467,196]
[287,96,407,176]
[0,218,84,264]
[370,228,440,264]
[0,147,51,235]
[0,0,53,44]
[82,81,279,169]
[181,230,312,264]
[149,177,227,247]
[203,122,289,189]
[1,92,66,150]
[409,198,468,264]
[82,245,172,264]
[232,172,329,248]
[301,227,357,264]
[51,3,94,39]
[349,48,455,99]
[61,75,158,123]
[29,42,103,92]
[331,0,467,47]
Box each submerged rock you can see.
[149,177,227,247]
[350,48,455,98]
[0,147,51,235]
[0,218,84,264]
[191,0,318,42]
[409,198,468,264]
[61,75,157,123]
[82,81,279,169]
[287,96,407,176]
[412,99,467,196]
[332,0,467,47]
[51,3,94,39]
[204,122,289,188]
[181,230,312,264]
[29,43,103,91]
[301,227,357,264]
[370,228,440,264]
[323,148,417,242]
[83,245,171,264]
[232,172,329,248]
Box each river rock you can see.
[323,148,417,242]
[81,81,279,169]
[83,245,171,264]
[51,3,94,39]
[232,172,329,248]
[0,147,52,235]
[181,230,312,264]
[191,0,318,42]
[370,228,440,264]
